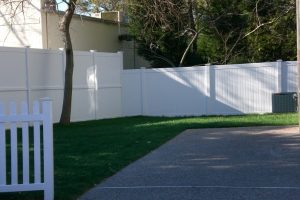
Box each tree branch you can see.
[179,29,201,67]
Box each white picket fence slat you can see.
[0,103,5,185]
[33,101,41,184]
[21,102,30,185]
[10,102,18,185]
[0,98,54,200]
[42,98,54,200]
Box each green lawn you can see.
[0,113,298,200]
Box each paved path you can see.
[80,126,300,200]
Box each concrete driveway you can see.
[80,126,300,200]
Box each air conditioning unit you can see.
[272,92,298,113]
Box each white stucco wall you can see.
[0,0,43,48]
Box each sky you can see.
[56,0,68,11]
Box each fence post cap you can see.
[90,50,96,52]
[277,59,283,62]
[205,63,211,66]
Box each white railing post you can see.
[42,98,54,200]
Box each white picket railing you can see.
[0,98,54,200]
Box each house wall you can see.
[42,12,151,69]
[0,0,43,48]
[42,12,122,52]
[0,0,150,69]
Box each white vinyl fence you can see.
[122,61,298,116]
[0,46,298,120]
[0,99,54,200]
[0,46,123,123]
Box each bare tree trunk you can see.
[59,0,76,125]
[179,31,199,67]
[178,0,200,67]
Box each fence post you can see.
[10,102,18,185]
[59,48,65,88]
[280,60,288,92]
[118,51,125,117]
[277,59,283,93]
[208,64,216,115]
[140,67,146,115]
[42,98,54,200]
[205,64,211,115]
[25,46,30,111]
[118,51,124,68]
[90,50,98,120]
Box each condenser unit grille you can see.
[272,92,298,113]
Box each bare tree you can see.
[129,0,201,67]
[0,0,30,44]
[1,0,28,13]
[0,0,31,25]
[58,0,77,124]
[201,0,295,64]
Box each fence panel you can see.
[211,63,277,115]
[71,51,96,122]
[143,67,208,116]
[95,52,123,119]
[0,47,27,104]
[0,99,54,200]
[122,70,142,116]
[0,46,298,119]
[123,61,297,117]
[286,61,298,92]
[0,46,123,122]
